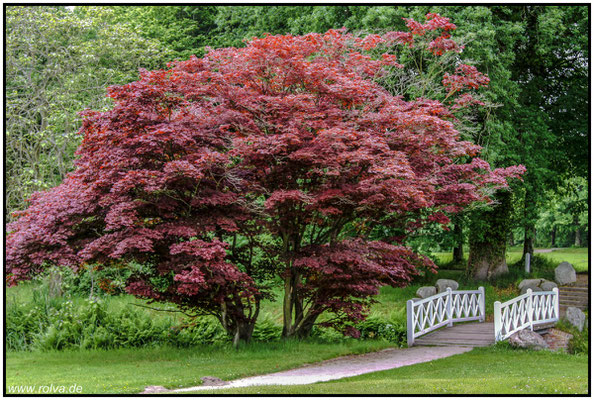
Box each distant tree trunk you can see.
[467,191,512,280]
[551,225,557,247]
[452,219,464,263]
[574,216,582,247]
[523,225,535,257]
[522,185,538,258]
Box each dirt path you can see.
[143,346,473,393]
[533,248,563,253]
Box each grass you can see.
[5,340,392,394]
[432,247,588,273]
[5,248,588,394]
[195,346,589,395]
[432,250,524,268]
[539,248,589,273]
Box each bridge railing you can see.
[494,287,559,341]
[406,287,485,346]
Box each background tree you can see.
[110,6,218,60]
[508,5,589,257]
[536,177,589,248]
[5,6,167,220]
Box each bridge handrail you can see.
[494,287,559,341]
[407,287,485,346]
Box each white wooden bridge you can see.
[407,287,559,347]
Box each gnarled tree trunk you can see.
[467,190,512,280]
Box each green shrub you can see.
[355,312,407,347]
[252,314,282,342]
[6,290,230,351]
[310,326,346,343]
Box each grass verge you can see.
[196,346,589,395]
[5,340,392,394]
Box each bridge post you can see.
[553,287,559,319]
[494,301,502,341]
[526,288,534,331]
[446,288,453,327]
[406,300,414,347]
[478,286,485,322]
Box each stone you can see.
[542,328,573,352]
[200,376,227,386]
[141,386,169,394]
[508,329,548,350]
[520,285,542,294]
[435,279,459,293]
[518,279,544,290]
[539,280,558,291]
[416,286,437,299]
[564,307,586,331]
[555,262,576,285]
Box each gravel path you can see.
[162,346,473,393]
[533,248,563,253]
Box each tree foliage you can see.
[7,15,524,341]
[5,6,167,220]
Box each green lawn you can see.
[6,248,588,395]
[196,346,589,395]
[5,340,392,394]
[431,250,523,267]
[540,248,589,273]
[432,247,588,273]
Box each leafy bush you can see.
[56,263,148,298]
[355,311,407,347]
[310,326,347,343]
[252,314,283,342]
[6,286,229,351]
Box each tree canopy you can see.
[7,15,524,342]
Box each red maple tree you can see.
[6,13,524,342]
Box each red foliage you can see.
[443,64,491,93]
[6,14,524,339]
[293,239,435,335]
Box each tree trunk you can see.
[575,227,581,247]
[522,184,538,258]
[550,225,557,247]
[232,320,256,348]
[523,224,535,257]
[467,190,512,280]
[452,219,464,263]
[293,312,319,339]
[281,273,294,338]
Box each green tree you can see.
[506,6,589,256]
[536,177,589,247]
[5,6,167,220]
[110,6,218,60]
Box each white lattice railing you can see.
[406,287,485,346]
[494,288,559,341]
